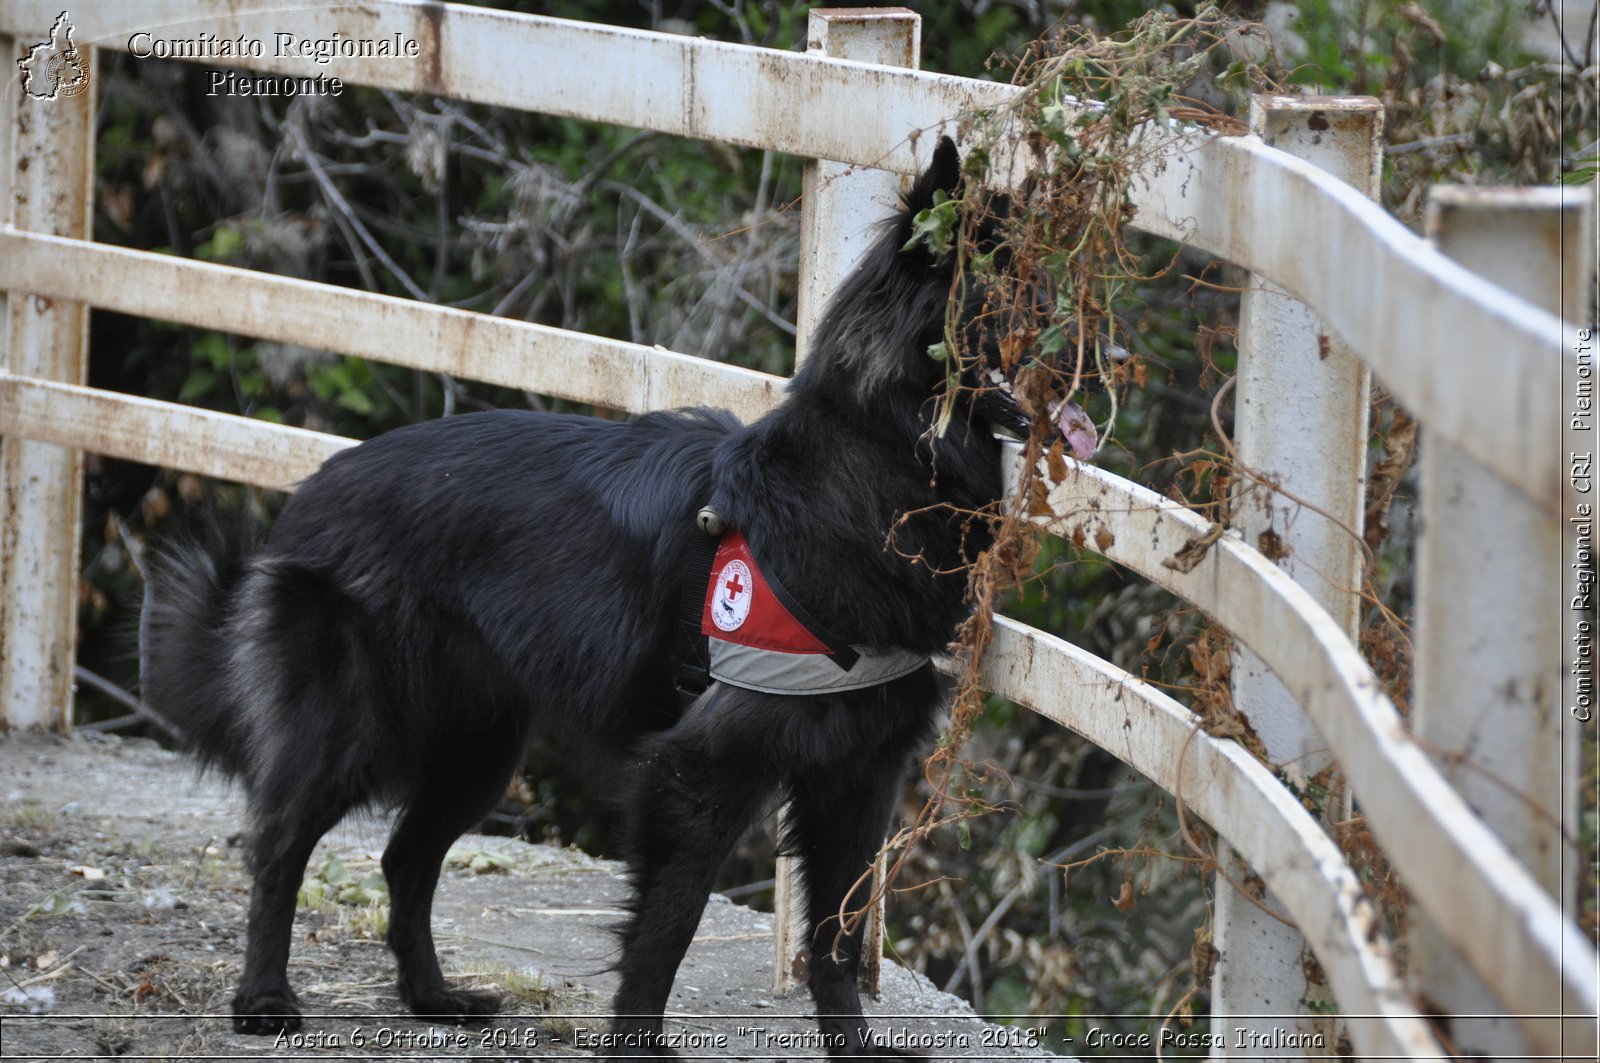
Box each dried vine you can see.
[832,6,1283,952]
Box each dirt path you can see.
[0,733,1059,1061]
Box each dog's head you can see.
[799,138,1099,461]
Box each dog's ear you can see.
[906,136,961,215]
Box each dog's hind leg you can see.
[381,716,526,1024]
[611,689,778,1052]
[233,784,357,1034]
[226,560,377,1034]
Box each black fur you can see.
[142,139,1014,1054]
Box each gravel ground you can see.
[0,732,1063,1062]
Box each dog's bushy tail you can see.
[140,518,260,777]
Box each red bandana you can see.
[700,531,831,655]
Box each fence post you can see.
[0,21,96,732]
[1216,95,1382,1056]
[1409,186,1591,1058]
[774,7,920,1000]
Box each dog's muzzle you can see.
[976,366,1099,460]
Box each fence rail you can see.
[0,1,1573,511]
[977,617,1440,1059]
[0,231,782,423]
[1015,452,1595,1051]
[1,2,1592,1058]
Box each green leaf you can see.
[193,332,229,370]
[1560,160,1599,186]
[901,190,958,257]
[469,851,515,874]
[319,853,352,886]
[307,370,337,401]
[209,226,245,261]
[177,369,216,401]
[338,388,375,416]
[448,847,515,874]
[1038,324,1068,357]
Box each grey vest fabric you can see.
[708,637,927,695]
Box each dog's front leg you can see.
[611,701,773,1056]
[788,762,922,1059]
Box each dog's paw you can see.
[405,985,501,1025]
[231,991,301,1035]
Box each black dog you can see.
[141,138,1063,1054]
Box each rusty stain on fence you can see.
[420,0,445,97]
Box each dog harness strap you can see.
[742,550,860,670]
[679,533,720,628]
[672,532,721,702]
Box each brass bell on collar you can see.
[696,507,726,537]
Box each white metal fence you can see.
[1,2,1593,1058]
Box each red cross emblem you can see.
[710,558,754,632]
[700,531,830,655]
